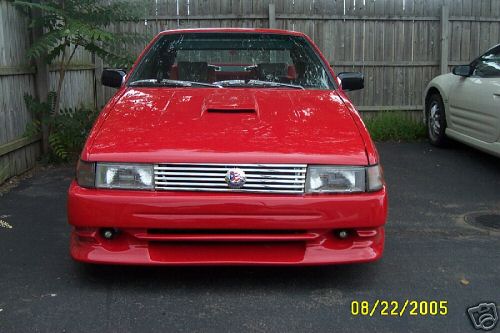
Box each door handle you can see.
[494,92,500,97]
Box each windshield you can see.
[128,32,334,90]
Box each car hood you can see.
[88,88,368,165]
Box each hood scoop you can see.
[202,91,258,116]
[207,108,256,113]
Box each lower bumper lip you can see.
[70,227,385,265]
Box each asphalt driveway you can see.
[0,142,499,333]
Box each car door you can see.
[447,45,500,143]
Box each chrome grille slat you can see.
[155,187,305,193]
[156,182,303,188]
[155,172,306,179]
[155,177,305,184]
[154,163,306,168]
[154,167,306,173]
[154,163,307,194]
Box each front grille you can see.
[154,163,307,194]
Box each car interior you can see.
[169,61,299,83]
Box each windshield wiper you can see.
[248,80,305,90]
[129,79,222,88]
[212,79,304,90]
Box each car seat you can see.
[256,63,288,81]
[177,62,209,82]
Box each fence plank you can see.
[440,5,449,74]
[268,3,276,28]
[0,136,40,157]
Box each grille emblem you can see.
[225,168,246,189]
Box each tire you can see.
[426,93,448,147]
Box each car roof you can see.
[159,28,307,37]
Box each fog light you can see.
[101,228,117,239]
[337,230,349,239]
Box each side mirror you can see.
[337,72,364,91]
[101,69,126,88]
[452,65,473,77]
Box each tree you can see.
[14,0,145,154]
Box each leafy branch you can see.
[14,0,147,158]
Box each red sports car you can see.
[67,28,387,265]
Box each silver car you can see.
[424,44,500,157]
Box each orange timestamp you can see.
[351,300,448,317]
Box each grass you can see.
[363,111,427,142]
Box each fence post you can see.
[93,54,105,109]
[268,3,276,29]
[440,5,449,74]
[31,4,50,154]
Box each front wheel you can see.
[426,94,448,147]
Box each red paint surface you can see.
[84,89,368,165]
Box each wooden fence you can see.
[0,1,40,184]
[1,0,500,184]
[0,0,96,183]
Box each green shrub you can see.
[24,94,98,162]
[364,111,426,141]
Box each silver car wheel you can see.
[428,101,441,139]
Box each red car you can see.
[68,28,387,265]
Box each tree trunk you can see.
[31,3,50,154]
[54,44,77,115]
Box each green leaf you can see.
[26,28,64,61]
[49,133,69,160]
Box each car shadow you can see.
[448,140,500,164]
[74,261,382,292]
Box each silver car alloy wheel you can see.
[429,101,441,139]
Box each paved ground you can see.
[0,142,499,333]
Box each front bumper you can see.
[68,181,387,265]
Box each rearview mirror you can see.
[337,72,364,91]
[101,69,126,88]
[452,65,473,77]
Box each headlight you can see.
[306,165,384,193]
[95,163,154,190]
[306,166,365,193]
